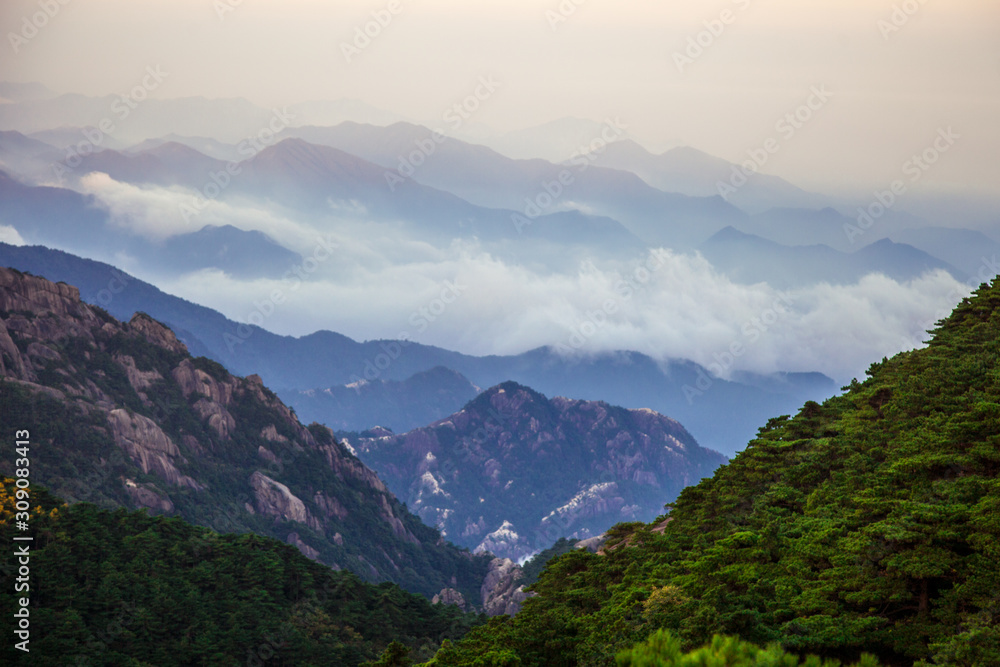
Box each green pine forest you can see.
[0,479,486,666]
[418,281,1000,665]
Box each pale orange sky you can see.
[1,0,998,195]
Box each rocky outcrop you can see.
[108,409,201,489]
[540,482,633,530]
[172,359,233,405]
[481,558,532,616]
[260,424,288,443]
[0,317,30,379]
[257,446,280,465]
[123,479,175,514]
[114,353,163,395]
[379,494,420,545]
[286,532,321,561]
[0,268,93,322]
[313,491,348,520]
[575,534,608,553]
[432,588,468,612]
[243,374,315,446]
[318,440,389,494]
[475,520,529,559]
[249,471,310,524]
[128,313,187,355]
[192,398,237,440]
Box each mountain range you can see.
[1,80,998,666]
[0,265,737,617]
[585,139,830,214]
[700,226,962,288]
[0,242,835,456]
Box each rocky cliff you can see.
[0,267,490,603]
[352,382,727,561]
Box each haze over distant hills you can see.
[700,227,962,289]
[0,85,993,455]
[585,139,831,214]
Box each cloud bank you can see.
[67,173,974,384]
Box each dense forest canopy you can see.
[421,280,1000,666]
[0,478,485,666]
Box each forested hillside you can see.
[0,267,490,603]
[423,280,1000,665]
[0,479,484,665]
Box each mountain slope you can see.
[589,141,830,214]
[235,137,646,250]
[284,366,480,434]
[0,129,62,178]
[0,93,278,144]
[73,141,228,189]
[700,227,961,288]
[158,224,303,279]
[426,279,1000,665]
[0,267,491,602]
[352,382,726,562]
[0,479,484,665]
[888,226,1000,279]
[739,206,929,253]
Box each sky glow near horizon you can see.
[1,0,997,196]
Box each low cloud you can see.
[75,172,318,250]
[155,240,971,384]
[0,225,26,246]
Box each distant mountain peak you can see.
[356,381,725,562]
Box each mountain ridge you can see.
[0,265,493,604]
[352,380,726,562]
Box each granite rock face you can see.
[355,382,726,562]
[480,558,532,616]
[432,588,469,612]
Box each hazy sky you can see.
[2,0,998,194]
